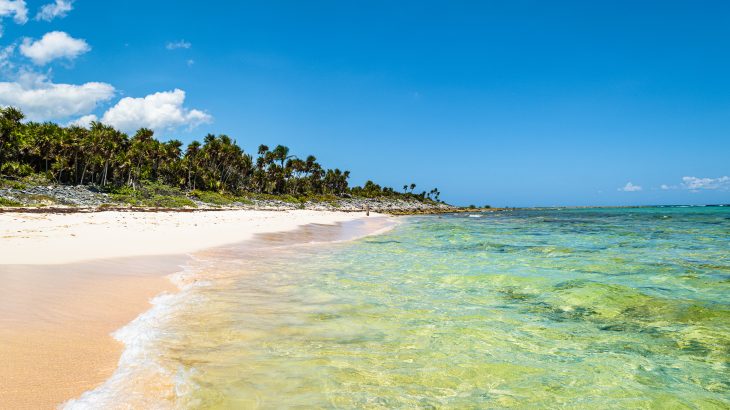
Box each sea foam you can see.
[62,263,205,410]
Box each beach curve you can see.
[0,210,391,409]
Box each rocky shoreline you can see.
[0,185,479,215]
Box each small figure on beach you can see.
[366,204,370,216]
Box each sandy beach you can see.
[0,210,376,265]
[0,210,381,409]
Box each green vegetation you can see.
[0,193,56,207]
[0,197,22,206]
[1,174,52,189]
[108,182,197,208]
[189,190,235,205]
[0,106,442,203]
[189,190,255,206]
[0,179,26,190]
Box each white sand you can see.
[0,210,376,265]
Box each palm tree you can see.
[65,126,88,184]
[271,145,292,169]
[184,140,201,190]
[0,106,442,205]
[127,128,155,187]
[90,122,125,186]
[0,107,24,176]
[160,139,183,186]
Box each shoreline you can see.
[0,256,183,409]
[0,210,394,409]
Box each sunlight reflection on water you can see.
[77,208,730,409]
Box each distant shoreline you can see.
[0,182,504,215]
[516,204,730,210]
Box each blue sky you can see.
[1,0,728,206]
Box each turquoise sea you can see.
[69,207,730,409]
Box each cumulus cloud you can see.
[35,0,73,21]
[0,0,28,37]
[20,31,89,65]
[0,71,115,120]
[65,113,97,128]
[680,176,730,191]
[618,182,642,192]
[658,176,730,192]
[100,89,211,133]
[166,40,191,50]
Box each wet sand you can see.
[0,256,182,409]
[0,211,393,409]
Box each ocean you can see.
[67,207,730,409]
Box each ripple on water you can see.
[77,208,730,408]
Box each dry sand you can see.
[0,210,379,409]
[0,210,374,265]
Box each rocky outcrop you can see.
[1,185,459,214]
[0,185,111,207]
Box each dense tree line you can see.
[0,107,440,201]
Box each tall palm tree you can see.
[0,106,441,205]
[0,107,24,176]
[271,145,292,169]
[184,140,201,190]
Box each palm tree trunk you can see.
[0,141,5,176]
[80,162,88,185]
[102,160,109,186]
[73,152,78,184]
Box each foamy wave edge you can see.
[61,217,397,409]
[61,260,210,410]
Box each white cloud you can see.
[166,40,191,50]
[0,71,114,120]
[680,176,730,191]
[65,113,96,128]
[618,182,642,192]
[101,89,211,133]
[20,31,89,65]
[186,59,194,66]
[660,184,671,190]
[35,0,73,21]
[0,43,14,68]
[0,0,28,37]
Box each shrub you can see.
[190,190,235,205]
[0,197,22,206]
[147,195,196,208]
[109,181,196,208]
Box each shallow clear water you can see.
[71,208,730,409]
